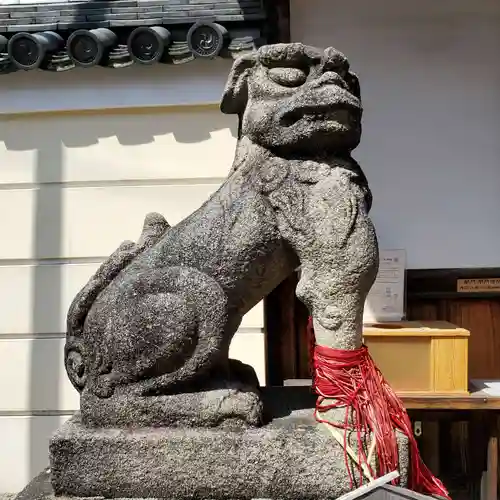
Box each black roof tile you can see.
[0,0,267,74]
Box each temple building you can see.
[1,0,500,496]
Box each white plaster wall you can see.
[0,106,266,493]
[291,0,500,269]
[0,59,232,115]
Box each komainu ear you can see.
[220,52,257,115]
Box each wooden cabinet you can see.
[363,321,469,394]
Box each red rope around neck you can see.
[307,316,450,499]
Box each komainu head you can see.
[220,43,362,156]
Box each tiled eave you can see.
[0,34,260,73]
[0,0,268,74]
[0,0,266,33]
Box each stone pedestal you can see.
[50,411,359,499]
[15,388,409,500]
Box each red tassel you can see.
[307,316,450,499]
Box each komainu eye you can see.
[268,67,307,87]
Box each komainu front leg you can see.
[292,184,411,486]
[295,184,379,351]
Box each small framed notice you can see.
[457,278,500,293]
[363,249,406,323]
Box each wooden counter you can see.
[400,389,500,410]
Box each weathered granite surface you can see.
[64,42,377,430]
[14,388,409,500]
[14,472,436,500]
[15,471,430,500]
[40,42,409,500]
[9,388,406,500]
[80,358,264,428]
[49,410,408,500]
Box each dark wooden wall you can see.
[263,0,290,44]
[407,269,500,381]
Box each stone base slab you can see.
[48,407,409,500]
[15,468,434,500]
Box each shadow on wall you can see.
[0,106,238,486]
[0,106,238,151]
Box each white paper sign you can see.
[470,379,500,397]
[363,249,406,323]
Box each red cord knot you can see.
[306,316,450,499]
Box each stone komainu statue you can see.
[64,42,379,428]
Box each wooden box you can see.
[363,321,470,395]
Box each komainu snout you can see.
[220,42,363,155]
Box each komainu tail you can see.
[64,212,170,393]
